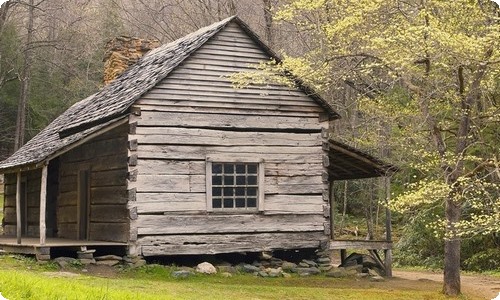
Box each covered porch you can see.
[327,140,397,276]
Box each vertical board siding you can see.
[58,124,128,242]
[131,22,329,255]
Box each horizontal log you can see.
[135,103,319,118]
[132,128,322,147]
[60,154,127,176]
[135,193,206,213]
[60,137,127,163]
[194,47,268,60]
[57,206,77,223]
[136,160,205,175]
[136,145,322,162]
[128,175,205,193]
[90,223,128,242]
[139,232,326,256]
[90,205,128,223]
[91,169,127,187]
[137,214,325,235]
[91,186,129,204]
[58,191,77,206]
[137,111,324,131]
[141,91,317,108]
[57,223,77,239]
[265,163,325,177]
[264,176,326,194]
[135,98,323,114]
[264,195,324,214]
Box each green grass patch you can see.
[0,256,465,300]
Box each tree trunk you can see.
[262,0,273,47]
[14,0,34,151]
[443,197,461,296]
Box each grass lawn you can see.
[0,256,478,300]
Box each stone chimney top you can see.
[103,36,161,84]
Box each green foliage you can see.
[463,248,500,272]
[267,1,500,275]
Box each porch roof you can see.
[328,140,398,180]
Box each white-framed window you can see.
[206,157,264,212]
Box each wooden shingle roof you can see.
[0,16,339,173]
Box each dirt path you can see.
[393,270,500,299]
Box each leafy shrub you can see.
[463,248,500,272]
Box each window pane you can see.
[224,164,234,173]
[247,176,257,185]
[212,175,222,185]
[236,176,245,185]
[247,198,257,207]
[235,198,245,208]
[247,187,257,196]
[224,176,234,185]
[247,164,258,174]
[235,187,245,196]
[223,198,234,208]
[212,187,221,196]
[213,164,222,174]
[213,198,222,208]
[223,187,234,196]
[235,164,245,174]
[210,162,260,211]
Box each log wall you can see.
[58,124,129,242]
[3,169,42,236]
[129,22,331,256]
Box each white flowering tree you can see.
[231,0,500,295]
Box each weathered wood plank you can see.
[137,111,324,130]
[137,214,324,235]
[57,206,77,223]
[90,223,128,242]
[58,191,77,206]
[265,176,326,194]
[136,98,322,114]
[57,223,77,239]
[139,232,326,256]
[156,81,307,96]
[137,148,321,163]
[90,205,128,223]
[91,186,128,204]
[159,77,305,92]
[60,154,127,176]
[265,163,324,177]
[132,128,322,147]
[142,90,317,107]
[135,193,206,213]
[136,160,205,175]
[264,195,324,214]
[135,103,320,118]
[129,175,205,193]
[194,47,269,60]
[91,169,127,187]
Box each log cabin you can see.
[0,16,396,269]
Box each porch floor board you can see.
[0,235,126,248]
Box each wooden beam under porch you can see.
[0,236,127,260]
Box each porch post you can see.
[16,172,22,244]
[39,163,48,245]
[384,176,393,277]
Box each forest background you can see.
[0,0,498,295]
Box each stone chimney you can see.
[103,36,161,84]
